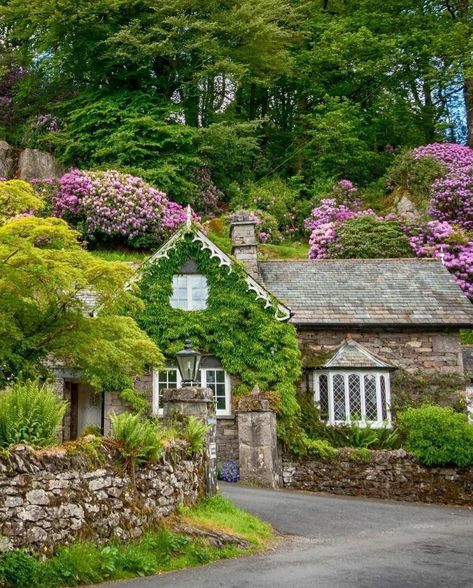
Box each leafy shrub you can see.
[332,216,413,259]
[53,169,187,248]
[184,416,207,455]
[0,549,39,588]
[386,150,445,208]
[235,177,300,237]
[110,412,164,473]
[218,461,240,483]
[398,405,473,467]
[304,436,337,460]
[391,370,466,416]
[0,380,67,448]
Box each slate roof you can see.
[258,258,473,327]
[323,340,393,369]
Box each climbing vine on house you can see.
[136,229,310,452]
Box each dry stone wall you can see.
[0,443,205,553]
[282,449,473,506]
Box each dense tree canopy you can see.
[0,0,471,199]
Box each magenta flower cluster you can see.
[305,196,375,259]
[412,143,473,174]
[413,143,473,231]
[406,220,473,297]
[53,169,188,246]
[32,113,60,133]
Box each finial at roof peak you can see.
[186,204,192,228]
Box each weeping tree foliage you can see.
[0,215,163,388]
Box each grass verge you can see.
[0,495,272,588]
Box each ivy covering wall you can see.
[136,229,305,448]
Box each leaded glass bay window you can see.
[314,370,391,427]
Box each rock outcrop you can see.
[0,140,64,181]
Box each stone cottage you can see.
[54,213,473,461]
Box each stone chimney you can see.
[230,211,259,277]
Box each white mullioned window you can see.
[170,274,208,310]
[152,367,231,416]
[314,370,391,427]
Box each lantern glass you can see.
[176,340,202,386]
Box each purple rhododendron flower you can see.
[53,169,189,245]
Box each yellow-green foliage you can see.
[398,405,473,467]
[0,215,162,389]
[0,180,43,225]
[120,388,150,413]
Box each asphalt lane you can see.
[97,484,473,588]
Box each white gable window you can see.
[314,370,391,427]
[170,274,208,310]
[152,367,231,416]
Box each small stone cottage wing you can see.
[259,258,473,327]
[323,340,394,370]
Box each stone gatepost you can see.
[237,396,280,488]
[162,387,217,496]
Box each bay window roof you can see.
[322,340,394,370]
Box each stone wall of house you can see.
[216,417,239,463]
[0,443,205,553]
[282,450,473,506]
[297,327,464,378]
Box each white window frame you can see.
[170,274,208,311]
[152,367,231,417]
[314,370,391,428]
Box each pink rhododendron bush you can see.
[306,144,473,298]
[53,169,187,247]
[412,143,473,231]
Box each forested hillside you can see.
[0,0,472,298]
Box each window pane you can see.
[348,373,361,420]
[170,275,189,310]
[207,370,216,384]
[364,374,378,421]
[380,375,387,421]
[216,396,226,410]
[318,374,329,420]
[333,374,346,421]
[190,275,208,310]
[157,369,178,409]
